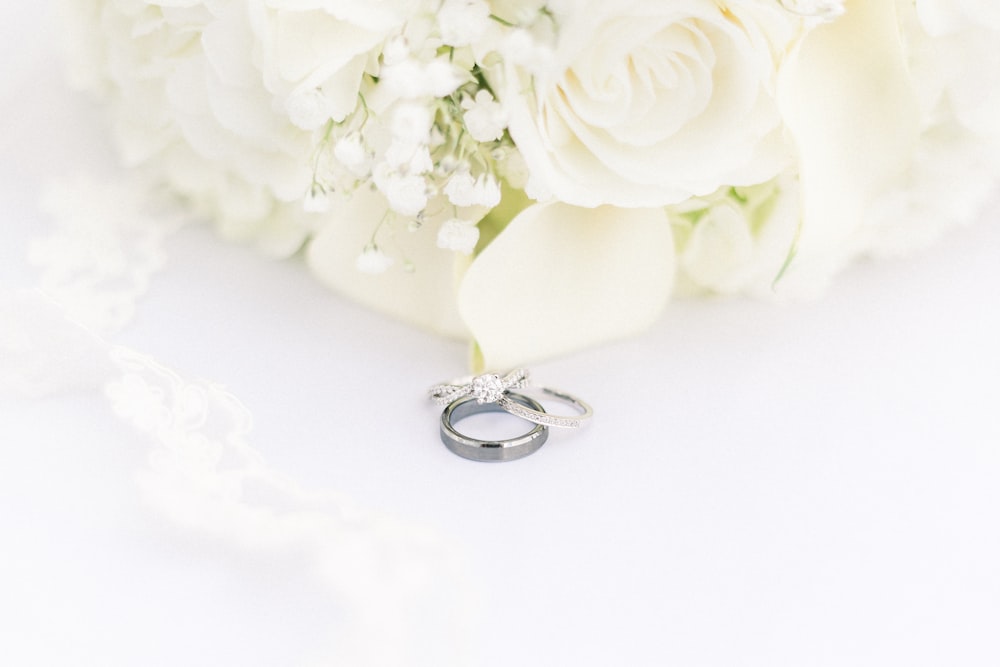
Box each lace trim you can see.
[2,171,476,662]
[106,347,475,662]
[30,175,186,335]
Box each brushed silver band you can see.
[440,391,548,462]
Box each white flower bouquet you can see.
[64,0,1000,368]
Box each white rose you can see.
[499,0,801,208]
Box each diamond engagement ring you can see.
[428,368,529,406]
[429,369,593,429]
[440,392,549,462]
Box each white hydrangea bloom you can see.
[61,0,413,256]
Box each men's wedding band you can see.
[440,391,548,462]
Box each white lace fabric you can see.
[1,174,476,665]
[29,176,185,336]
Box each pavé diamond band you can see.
[428,368,529,406]
[496,387,592,429]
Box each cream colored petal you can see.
[776,0,921,294]
[457,202,675,370]
[305,189,468,338]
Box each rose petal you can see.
[457,202,674,369]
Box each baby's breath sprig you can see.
[301,1,525,272]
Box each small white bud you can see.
[424,59,466,97]
[304,182,331,213]
[373,163,428,216]
[524,172,553,202]
[384,142,433,175]
[390,103,434,144]
[356,244,394,274]
[382,59,466,99]
[380,59,424,98]
[334,132,372,175]
[443,168,476,206]
[436,218,481,255]
[382,35,410,66]
[462,90,507,142]
[408,145,434,175]
[444,169,501,208]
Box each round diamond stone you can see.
[471,373,505,404]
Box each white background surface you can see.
[2,4,1000,666]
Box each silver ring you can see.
[429,368,529,406]
[430,369,593,429]
[440,391,548,462]
[496,387,593,429]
